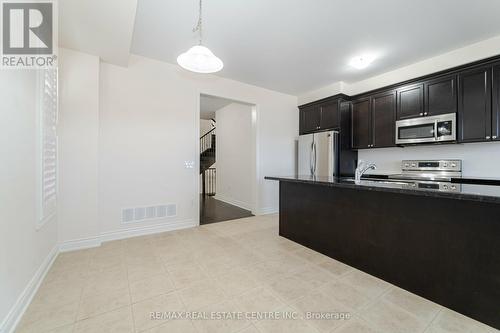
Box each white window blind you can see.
[38,69,58,226]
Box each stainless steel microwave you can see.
[395,113,456,145]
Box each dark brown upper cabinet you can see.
[458,66,491,143]
[351,91,396,149]
[351,98,372,149]
[397,84,424,120]
[493,63,500,141]
[300,105,321,133]
[319,100,339,130]
[398,77,456,120]
[301,55,500,147]
[299,99,340,134]
[371,90,397,148]
[425,75,457,116]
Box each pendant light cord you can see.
[193,0,203,45]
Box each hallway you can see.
[199,195,253,225]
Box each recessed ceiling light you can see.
[349,54,376,70]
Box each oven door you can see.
[395,113,456,145]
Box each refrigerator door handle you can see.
[333,132,339,177]
[309,142,314,175]
[312,142,317,175]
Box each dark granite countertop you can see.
[452,177,500,186]
[265,175,500,204]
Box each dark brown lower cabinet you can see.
[279,180,500,330]
[458,66,491,142]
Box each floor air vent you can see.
[122,204,177,223]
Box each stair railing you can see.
[200,127,216,154]
[202,167,216,196]
[200,122,216,196]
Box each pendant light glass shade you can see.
[177,45,223,73]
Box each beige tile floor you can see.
[15,214,498,333]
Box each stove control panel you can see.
[401,160,462,172]
[402,181,461,193]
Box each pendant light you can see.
[177,0,223,73]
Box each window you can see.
[37,69,58,229]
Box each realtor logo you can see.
[1,0,57,68]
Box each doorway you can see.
[198,94,256,225]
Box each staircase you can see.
[200,126,216,196]
[200,129,216,173]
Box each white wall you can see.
[58,48,100,248]
[298,34,500,104]
[97,54,297,236]
[215,103,253,210]
[360,142,500,178]
[0,70,58,331]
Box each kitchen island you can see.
[266,175,500,330]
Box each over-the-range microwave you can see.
[395,113,456,145]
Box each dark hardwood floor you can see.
[199,194,253,225]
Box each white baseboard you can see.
[214,194,252,211]
[59,236,102,253]
[100,219,197,243]
[255,206,278,215]
[1,245,59,333]
[59,219,197,253]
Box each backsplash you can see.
[359,141,500,178]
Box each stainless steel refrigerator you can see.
[298,130,339,177]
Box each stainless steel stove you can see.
[388,160,462,193]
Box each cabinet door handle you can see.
[486,136,491,140]
[493,136,497,139]
[424,112,428,116]
[419,113,424,116]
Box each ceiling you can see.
[59,0,137,66]
[200,94,233,119]
[131,0,500,94]
[59,1,500,95]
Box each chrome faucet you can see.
[355,160,377,183]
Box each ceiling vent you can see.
[122,204,177,223]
